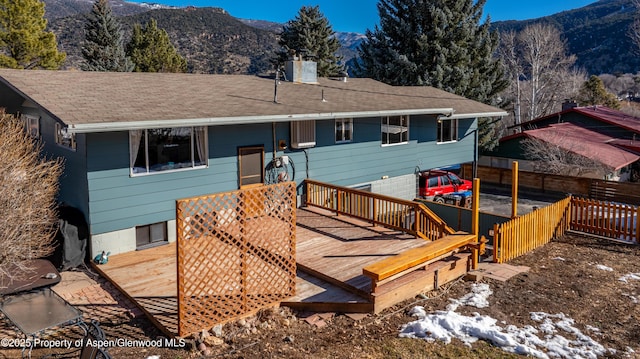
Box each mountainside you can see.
[492,0,640,75]
[48,6,280,74]
[43,0,640,75]
[43,0,151,19]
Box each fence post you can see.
[492,223,499,263]
[636,206,640,244]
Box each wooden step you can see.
[370,253,470,313]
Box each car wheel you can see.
[434,196,445,204]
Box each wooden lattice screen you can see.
[175,182,297,337]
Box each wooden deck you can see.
[92,207,429,337]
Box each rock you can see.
[284,335,294,343]
[238,318,247,327]
[283,319,291,327]
[212,324,223,337]
[198,342,207,353]
[203,336,225,346]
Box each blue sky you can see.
[128,0,598,33]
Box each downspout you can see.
[272,122,277,161]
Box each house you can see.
[486,103,640,181]
[0,62,506,257]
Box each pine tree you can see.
[0,0,66,69]
[81,0,133,72]
[276,6,345,77]
[126,19,187,73]
[577,75,620,109]
[355,0,507,150]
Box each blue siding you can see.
[86,124,285,234]
[38,114,90,220]
[286,116,477,187]
[86,116,477,234]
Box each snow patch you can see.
[594,264,613,271]
[619,273,640,283]
[400,284,611,359]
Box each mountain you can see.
[43,0,151,20]
[492,0,640,75]
[42,0,639,75]
[48,5,280,74]
[46,0,362,74]
[237,18,365,64]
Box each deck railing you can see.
[305,180,455,241]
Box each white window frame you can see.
[437,118,458,143]
[55,122,76,150]
[381,115,409,146]
[335,118,353,143]
[129,127,208,176]
[21,114,40,139]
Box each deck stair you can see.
[362,233,476,313]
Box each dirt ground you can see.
[3,232,639,359]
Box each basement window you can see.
[136,222,168,249]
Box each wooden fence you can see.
[175,182,297,337]
[461,163,640,205]
[305,179,455,241]
[493,196,639,263]
[492,197,572,263]
[571,197,639,243]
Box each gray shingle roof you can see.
[0,69,506,133]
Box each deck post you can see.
[471,178,480,269]
[512,161,519,219]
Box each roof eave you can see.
[67,108,455,133]
[447,111,507,119]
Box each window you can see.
[437,118,458,143]
[335,118,353,143]
[55,122,76,150]
[136,222,167,248]
[238,146,264,188]
[21,114,39,139]
[130,127,207,175]
[381,115,408,145]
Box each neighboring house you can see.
[0,62,506,257]
[487,103,640,181]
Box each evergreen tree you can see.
[276,6,345,77]
[355,0,507,151]
[0,0,66,69]
[577,75,620,109]
[126,19,187,73]
[81,0,133,72]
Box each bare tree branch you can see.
[521,134,611,178]
[0,111,64,288]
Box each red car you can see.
[418,170,472,202]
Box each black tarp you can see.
[49,206,88,271]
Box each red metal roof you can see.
[515,105,640,135]
[522,123,639,170]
